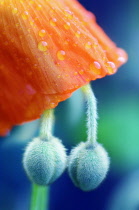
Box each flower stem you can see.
[30,109,53,210]
[81,83,98,145]
[30,184,49,210]
[39,109,54,138]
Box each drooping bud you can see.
[68,142,110,191]
[23,136,67,185]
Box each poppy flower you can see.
[0,0,127,136]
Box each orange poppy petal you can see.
[0,0,128,135]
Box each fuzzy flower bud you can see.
[68,142,110,191]
[23,136,67,185]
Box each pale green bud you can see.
[68,142,110,191]
[23,136,67,185]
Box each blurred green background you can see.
[0,0,139,209]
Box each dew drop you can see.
[34,64,38,68]
[29,0,34,4]
[0,1,4,5]
[36,4,42,10]
[64,22,70,30]
[106,61,116,74]
[74,85,79,89]
[74,72,78,75]
[85,42,92,49]
[64,10,73,19]
[75,31,81,38]
[57,98,61,102]
[64,40,69,45]
[85,78,90,82]
[50,102,56,108]
[12,8,18,14]
[50,8,55,13]
[50,18,57,26]
[56,62,60,66]
[38,41,48,52]
[90,62,102,75]
[107,61,116,69]
[82,21,87,26]
[15,23,20,27]
[118,56,126,63]
[79,69,84,75]
[22,11,29,20]
[94,61,101,69]
[57,50,66,61]
[30,21,34,26]
[39,29,46,37]
[94,43,98,48]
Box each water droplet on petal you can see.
[75,31,81,38]
[0,1,4,5]
[36,4,42,10]
[118,57,126,63]
[30,21,34,26]
[12,8,18,14]
[79,70,84,75]
[74,85,79,89]
[34,64,38,68]
[50,102,56,108]
[90,62,102,75]
[15,23,20,27]
[94,61,101,69]
[29,0,34,4]
[39,29,46,37]
[64,10,73,19]
[57,50,66,61]
[38,41,48,52]
[106,61,116,74]
[82,21,87,26]
[57,75,61,79]
[85,78,90,82]
[22,11,29,20]
[50,18,57,26]
[107,61,116,69]
[85,42,92,49]
[94,43,99,48]
[64,22,70,30]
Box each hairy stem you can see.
[81,84,98,144]
[39,109,54,138]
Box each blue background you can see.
[0,0,139,209]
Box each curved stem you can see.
[39,109,54,138]
[81,84,98,144]
[30,109,54,210]
[30,184,49,210]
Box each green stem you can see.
[29,109,54,210]
[30,184,49,210]
[81,83,98,145]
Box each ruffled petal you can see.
[0,0,128,135]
